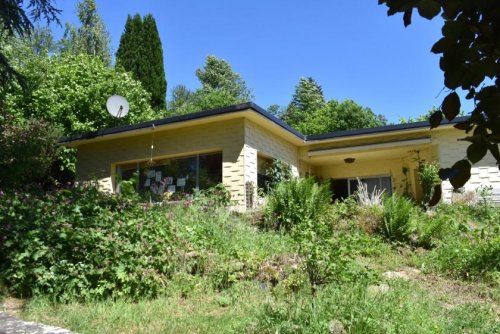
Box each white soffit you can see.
[308,137,432,157]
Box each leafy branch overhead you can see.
[380,0,500,190]
[0,0,61,89]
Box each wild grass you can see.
[3,185,499,333]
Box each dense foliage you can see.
[281,77,326,126]
[0,0,60,89]
[0,187,176,300]
[0,117,61,188]
[4,54,155,135]
[280,77,386,134]
[380,0,500,189]
[116,14,167,110]
[59,0,111,66]
[263,178,331,232]
[295,99,387,135]
[167,56,252,116]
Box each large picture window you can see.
[116,152,222,195]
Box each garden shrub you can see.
[0,116,62,189]
[263,178,331,231]
[380,195,420,242]
[264,159,293,192]
[418,161,440,204]
[0,186,176,301]
[193,183,231,208]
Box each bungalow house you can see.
[61,102,500,210]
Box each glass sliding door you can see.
[348,176,392,196]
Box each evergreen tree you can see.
[282,77,326,127]
[141,15,166,109]
[59,0,111,66]
[116,14,166,110]
[195,55,252,101]
[115,14,143,75]
[0,0,60,90]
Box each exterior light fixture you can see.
[344,158,355,164]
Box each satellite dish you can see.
[106,95,129,118]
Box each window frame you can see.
[347,175,392,196]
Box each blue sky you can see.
[49,0,468,123]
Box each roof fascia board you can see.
[59,101,467,148]
[308,137,432,157]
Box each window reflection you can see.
[116,152,222,196]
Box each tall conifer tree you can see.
[116,14,166,110]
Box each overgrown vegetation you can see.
[263,178,331,231]
[1,180,498,332]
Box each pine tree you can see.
[195,55,252,101]
[282,77,326,127]
[116,14,166,110]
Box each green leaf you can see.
[431,37,453,54]
[403,9,412,27]
[449,159,471,189]
[441,92,461,121]
[429,110,443,129]
[453,122,471,131]
[467,143,487,164]
[417,0,441,20]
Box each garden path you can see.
[0,312,75,334]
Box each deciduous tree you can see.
[295,99,387,135]
[4,54,155,135]
[58,0,111,66]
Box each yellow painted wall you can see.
[74,112,500,210]
[314,146,436,199]
[76,118,248,208]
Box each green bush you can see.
[408,203,465,248]
[193,183,231,208]
[264,159,293,192]
[380,195,420,242]
[264,178,331,231]
[0,186,176,301]
[418,161,440,204]
[0,117,62,189]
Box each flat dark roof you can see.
[60,102,467,144]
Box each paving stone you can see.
[0,312,75,334]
